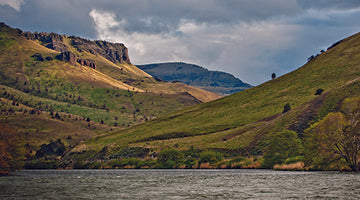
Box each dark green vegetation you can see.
[137,62,252,95]
[1,22,360,171]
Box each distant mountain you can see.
[137,62,252,95]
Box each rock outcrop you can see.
[56,51,77,65]
[77,58,96,69]
[24,32,68,52]
[23,31,131,65]
[56,51,96,69]
[70,36,131,64]
[32,53,45,61]
[35,139,66,158]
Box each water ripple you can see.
[0,169,359,199]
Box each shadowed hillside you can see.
[138,62,252,95]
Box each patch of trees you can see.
[304,97,360,171]
[327,39,344,51]
[262,130,303,168]
[307,49,326,62]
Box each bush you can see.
[157,149,184,168]
[262,130,302,168]
[24,159,61,169]
[199,151,223,164]
[184,157,198,168]
[315,88,324,95]
[121,157,144,169]
[73,159,86,169]
[86,161,103,169]
[282,103,291,113]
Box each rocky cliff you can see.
[70,36,131,64]
[23,32,131,64]
[24,32,68,52]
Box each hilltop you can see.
[137,62,252,95]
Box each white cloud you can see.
[0,0,24,11]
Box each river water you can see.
[1,169,359,199]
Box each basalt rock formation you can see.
[77,58,96,69]
[24,31,130,65]
[24,32,68,52]
[69,36,131,64]
[57,51,96,69]
[56,51,77,65]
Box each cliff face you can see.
[23,32,131,64]
[23,32,68,52]
[56,51,96,69]
[70,36,131,64]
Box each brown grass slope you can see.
[0,22,219,157]
[86,32,360,155]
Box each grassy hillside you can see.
[0,22,221,169]
[85,31,360,162]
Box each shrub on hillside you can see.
[282,103,291,113]
[199,151,223,164]
[262,130,302,168]
[156,149,184,168]
[315,88,324,95]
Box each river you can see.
[1,169,359,199]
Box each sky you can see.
[1,0,360,85]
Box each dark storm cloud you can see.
[1,0,360,85]
[296,0,360,10]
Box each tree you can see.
[340,97,360,171]
[54,112,61,119]
[315,88,324,95]
[307,55,315,62]
[305,102,360,172]
[271,73,276,80]
[282,103,291,113]
[157,149,184,168]
[262,130,302,168]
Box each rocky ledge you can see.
[57,51,96,69]
[24,31,130,65]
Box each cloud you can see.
[0,0,24,11]
[3,0,360,85]
[89,9,303,84]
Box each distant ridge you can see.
[137,62,252,95]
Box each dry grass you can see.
[273,162,305,170]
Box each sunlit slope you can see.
[0,22,222,155]
[87,32,360,152]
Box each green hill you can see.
[0,22,221,170]
[83,31,360,170]
[137,62,252,95]
[2,21,359,171]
